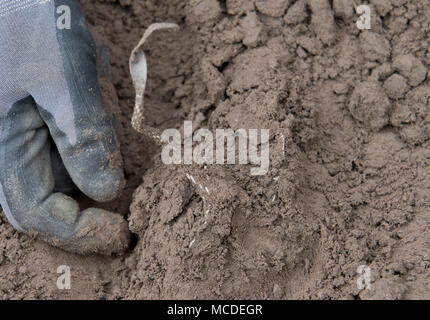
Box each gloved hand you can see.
[0,0,130,255]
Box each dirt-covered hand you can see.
[0,0,130,255]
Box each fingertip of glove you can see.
[82,168,126,203]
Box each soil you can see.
[1,0,430,300]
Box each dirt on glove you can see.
[1,0,430,300]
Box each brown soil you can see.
[1,0,430,299]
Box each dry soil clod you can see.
[129,23,180,140]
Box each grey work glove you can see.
[0,0,130,255]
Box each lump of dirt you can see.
[364,131,405,169]
[224,47,278,93]
[390,103,416,127]
[306,0,336,45]
[383,74,409,99]
[333,0,354,20]
[226,0,255,14]
[359,31,391,63]
[393,54,428,87]
[239,12,263,47]
[187,0,222,23]
[348,81,392,131]
[255,0,292,17]
[284,0,307,25]
[399,124,429,146]
[369,0,393,17]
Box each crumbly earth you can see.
[1,0,430,299]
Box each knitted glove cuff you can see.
[0,0,50,17]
